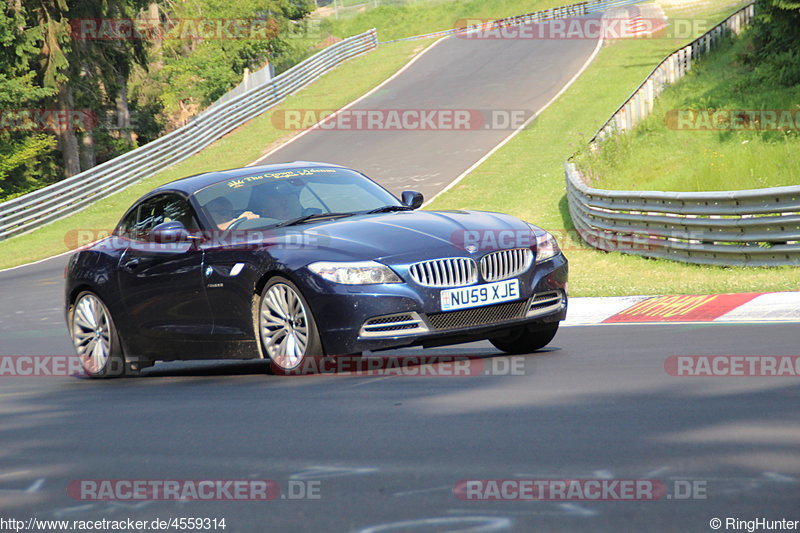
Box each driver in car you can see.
[260,187,304,221]
[205,197,259,231]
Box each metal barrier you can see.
[591,4,754,143]
[563,4,800,267]
[0,29,378,241]
[205,63,274,113]
[565,162,800,267]
[0,0,659,242]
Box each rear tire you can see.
[489,323,559,355]
[69,291,127,378]
[257,277,324,375]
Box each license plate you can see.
[440,279,520,312]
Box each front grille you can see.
[408,257,477,288]
[527,291,564,317]
[360,312,428,337]
[366,314,414,325]
[427,300,529,331]
[480,248,533,282]
[368,323,419,332]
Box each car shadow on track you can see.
[137,345,559,378]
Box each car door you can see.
[117,193,214,350]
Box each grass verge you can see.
[321,0,574,41]
[0,39,431,270]
[0,0,588,270]
[427,0,800,296]
[575,30,800,191]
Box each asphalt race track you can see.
[1,16,799,533]
[255,19,600,199]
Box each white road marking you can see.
[248,36,451,167]
[0,477,45,494]
[393,485,452,497]
[762,472,797,483]
[558,503,598,517]
[357,516,512,533]
[53,504,96,517]
[289,465,378,480]
[422,22,606,208]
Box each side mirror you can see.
[401,190,424,209]
[152,221,190,244]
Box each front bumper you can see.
[298,253,568,355]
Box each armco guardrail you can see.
[0,29,377,241]
[383,0,644,43]
[591,3,754,143]
[565,162,800,267]
[564,3,800,267]
[0,0,649,241]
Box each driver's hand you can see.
[240,211,259,220]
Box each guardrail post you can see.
[637,87,650,121]
[616,107,626,132]
[682,48,688,76]
[657,65,665,95]
[684,45,692,72]
[626,102,634,130]
[563,3,797,267]
[668,55,676,84]
[0,28,382,241]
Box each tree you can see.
[23,0,150,177]
[151,0,313,127]
[25,0,80,177]
[0,1,58,198]
[741,0,800,86]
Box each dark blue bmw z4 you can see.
[65,162,567,376]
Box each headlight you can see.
[533,229,560,262]
[308,261,402,285]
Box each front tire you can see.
[258,277,324,375]
[69,291,127,378]
[489,323,559,354]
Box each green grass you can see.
[0,0,592,269]
[320,0,573,41]
[427,0,800,296]
[0,39,431,270]
[575,32,800,192]
[5,0,799,297]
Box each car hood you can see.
[273,209,536,263]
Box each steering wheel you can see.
[225,216,249,232]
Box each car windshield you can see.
[193,167,401,230]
